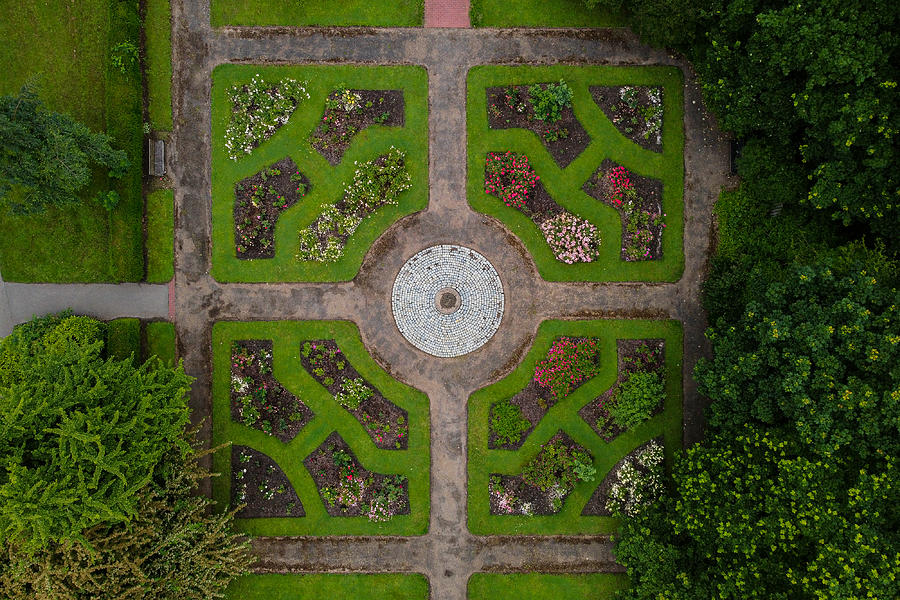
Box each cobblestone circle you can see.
[391,245,504,357]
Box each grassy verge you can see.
[0,0,143,283]
[468,573,629,598]
[467,65,684,282]
[211,321,430,535]
[211,65,428,282]
[211,0,423,27]
[145,189,174,282]
[470,0,626,28]
[145,0,173,131]
[143,321,176,367]
[106,318,141,363]
[468,319,683,535]
[226,574,429,599]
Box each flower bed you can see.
[231,445,305,518]
[305,433,410,522]
[489,432,594,515]
[297,147,411,263]
[225,75,309,160]
[583,159,664,261]
[299,339,408,450]
[230,340,314,442]
[488,337,601,450]
[484,152,600,264]
[310,89,404,165]
[234,158,310,258]
[591,86,662,152]
[582,439,664,517]
[579,339,665,442]
[486,82,590,168]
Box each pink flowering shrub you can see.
[484,151,539,210]
[534,337,602,400]
[602,166,666,261]
[539,212,601,263]
[606,166,633,207]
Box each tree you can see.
[0,85,129,215]
[0,312,192,551]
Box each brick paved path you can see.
[425,0,470,28]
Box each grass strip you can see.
[470,0,626,28]
[106,318,141,364]
[211,0,423,27]
[145,189,174,282]
[145,0,173,131]
[226,573,429,599]
[468,573,629,599]
[143,321,176,367]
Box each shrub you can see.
[522,439,594,493]
[607,370,665,430]
[606,440,664,517]
[484,151,539,210]
[489,398,531,446]
[225,76,309,160]
[528,80,573,123]
[533,337,601,400]
[334,377,373,410]
[539,211,601,264]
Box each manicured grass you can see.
[143,321,176,367]
[468,573,629,599]
[470,0,626,28]
[145,189,174,282]
[145,0,173,131]
[211,65,429,282]
[468,319,683,535]
[226,574,429,599]
[467,66,684,282]
[211,321,430,535]
[0,0,143,282]
[211,0,423,27]
[106,318,141,363]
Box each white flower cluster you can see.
[606,440,664,517]
[225,75,310,160]
[540,211,602,264]
[231,374,251,394]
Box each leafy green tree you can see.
[615,427,900,600]
[0,85,130,215]
[0,312,192,551]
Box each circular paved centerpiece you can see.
[392,245,504,358]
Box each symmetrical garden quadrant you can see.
[467,65,684,281]
[468,319,683,534]
[212,321,430,535]
[211,65,428,282]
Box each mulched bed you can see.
[489,431,590,516]
[304,432,410,519]
[486,85,590,168]
[581,438,662,516]
[230,339,314,443]
[579,339,665,443]
[489,336,600,451]
[582,159,664,261]
[231,445,305,518]
[310,89,404,165]
[299,339,408,450]
[590,85,663,152]
[234,157,310,259]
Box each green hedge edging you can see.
[106,318,141,363]
[468,319,683,535]
[143,321,175,367]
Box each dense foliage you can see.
[0,85,130,215]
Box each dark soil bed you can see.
[489,431,590,516]
[591,86,663,152]
[299,339,408,450]
[230,340,314,443]
[486,85,590,168]
[310,89,404,165]
[231,445,305,518]
[579,339,665,442]
[583,159,664,261]
[304,432,410,520]
[234,157,310,259]
[582,437,661,516]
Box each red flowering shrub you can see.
[534,337,602,400]
[484,151,539,211]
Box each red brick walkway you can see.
[425,0,470,27]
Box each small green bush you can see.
[522,439,594,493]
[608,370,665,430]
[334,377,373,410]
[489,398,531,446]
[528,80,573,122]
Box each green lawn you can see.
[0,0,144,283]
[467,66,684,282]
[470,0,626,28]
[212,0,423,27]
[145,189,174,282]
[106,318,141,364]
[143,321,176,367]
[468,319,683,535]
[468,573,629,599]
[211,321,430,535]
[211,65,429,282]
[227,574,429,599]
[145,0,173,131]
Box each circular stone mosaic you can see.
[391,245,505,358]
